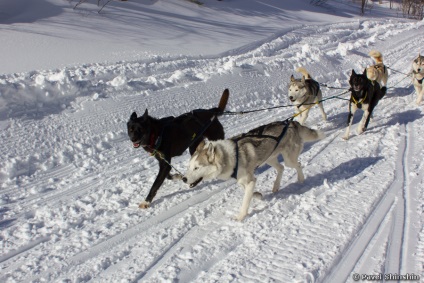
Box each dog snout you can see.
[289,96,294,101]
[182,177,187,183]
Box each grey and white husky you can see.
[412,53,424,105]
[183,120,325,221]
[288,67,327,125]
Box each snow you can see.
[0,0,423,282]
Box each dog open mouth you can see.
[133,142,141,148]
[189,178,203,188]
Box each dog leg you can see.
[357,112,368,135]
[382,76,388,87]
[140,160,172,209]
[342,103,356,140]
[318,102,327,121]
[282,150,304,183]
[317,91,327,121]
[299,107,309,125]
[416,85,423,105]
[266,157,284,193]
[358,104,372,135]
[236,177,255,221]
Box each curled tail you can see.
[369,50,383,64]
[217,88,229,114]
[294,121,325,142]
[296,67,312,79]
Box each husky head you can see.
[288,75,308,103]
[127,110,152,149]
[413,53,424,75]
[349,69,368,92]
[183,140,221,188]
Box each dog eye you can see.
[194,167,199,171]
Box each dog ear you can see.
[130,112,137,120]
[351,69,356,76]
[301,75,305,84]
[196,140,206,152]
[290,75,295,82]
[206,142,215,162]
[363,68,367,76]
[142,109,149,120]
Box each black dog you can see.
[127,89,229,208]
[342,69,386,140]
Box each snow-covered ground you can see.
[1,0,423,282]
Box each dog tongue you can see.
[133,143,140,148]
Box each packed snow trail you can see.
[1,18,423,282]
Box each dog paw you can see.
[139,201,151,209]
[170,173,183,180]
[235,213,247,221]
[342,135,349,140]
[253,192,263,199]
[357,127,365,135]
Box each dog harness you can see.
[230,119,292,179]
[296,80,320,109]
[373,65,387,73]
[351,90,368,106]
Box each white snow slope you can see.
[0,0,423,282]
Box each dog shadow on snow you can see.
[260,156,384,200]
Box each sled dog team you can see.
[127,51,423,221]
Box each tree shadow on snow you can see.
[0,0,62,24]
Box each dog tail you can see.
[369,50,383,64]
[295,122,326,142]
[217,88,229,113]
[296,67,311,79]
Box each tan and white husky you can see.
[366,50,389,87]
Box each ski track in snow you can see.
[1,18,424,282]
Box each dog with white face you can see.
[412,53,424,105]
[183,120,325,221]
[288,67,327,125]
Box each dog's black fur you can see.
[343,69,386,139]
[127,89,229,208]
